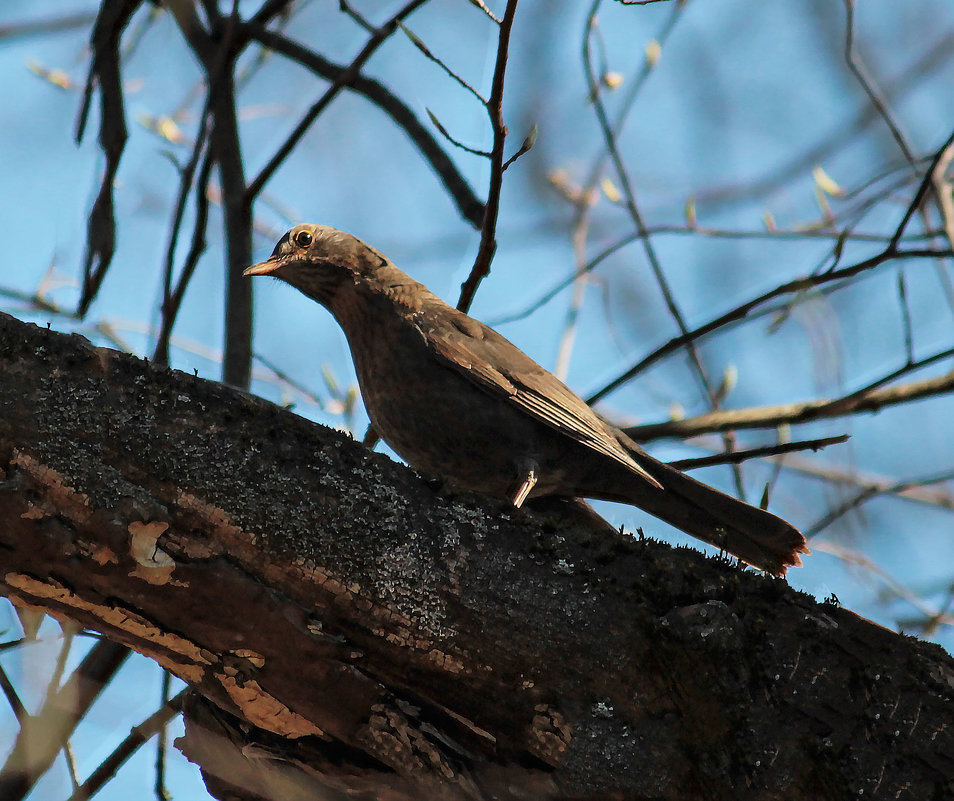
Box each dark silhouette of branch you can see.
[75,0,143,317]
[669,434,849,471]
[163,2,254,388]
[154,99,214,366]
[245,0,432,201]
[0,640,130,801]
[587,245,953,405]
[243,24,485,227]
[0,664,26,724]
[456,0,521,313]
[66,690,186,801]
[583,0,748,499]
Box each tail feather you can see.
[617,454,808,576]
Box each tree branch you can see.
[456,0,520,313]
[1,310,953,799]
[627,367,954,441]
[245,0,431,202]
[243,24,485,228]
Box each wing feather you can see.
[420,307,661,488]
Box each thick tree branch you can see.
[1,311,953,800]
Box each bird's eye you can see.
[294,230,313,248]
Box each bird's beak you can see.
[243,257,282,277]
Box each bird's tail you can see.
[614,452,808,576]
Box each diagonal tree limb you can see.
[1,310,953,800]
[627,364,954,441]
[243,25,485,228]
[245,0,432,202]
[0,639,130,801]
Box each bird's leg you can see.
[508,459,540,508]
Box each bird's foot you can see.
[509,464,539,508]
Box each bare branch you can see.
[153,138,215,365]
[583,1,749,497]
[842,0,916,165]
[0,664,26,724]
[398,22,487,104]
[466,0,501,23]
[669,434,850,471]
[426,108,491,158]
[587,245,954,405]
[245,24,485,226]
[805,468,954,538]
[66,690,186,801]
[0,640,130,801]
[456,0,521,313]
[245,0,432,201]
[627,360,954,441]
[75,0,143,317]
[153,98,214,366]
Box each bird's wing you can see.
[419,306,661,488]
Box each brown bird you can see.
[245,224,807,575]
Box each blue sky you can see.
[2,1,953,797]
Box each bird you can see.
[245,224,808,575]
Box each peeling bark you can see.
[0,311,952,800]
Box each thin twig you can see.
[154,96,213,365]
[245,24,484,227]
[338,0,375,33]
[426,108,492,158]
[669,434,849,471]
[0,640,130,801]
[154,671,172,801]
[586,245,954,405]
[456,0,521,313]
[398,22,487,104]
[627,358,954,441]
[246,0,431,201]
[813,541,952,630]
[67,690,186,801]
[0,664,26,724]
[842,0,916,165]
[488,221,937,326]
[153,142,215,364]
[888,129,954,252]
[805,468,954,538]
[466,0,501,23]
[583,1,748,497]
[757,450,954,511]
[695,32,954,210]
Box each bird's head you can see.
[244,224,388,306]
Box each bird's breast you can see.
[338,301,575,496]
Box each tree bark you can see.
[0,310,952,800]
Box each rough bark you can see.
[0,310,952,801]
